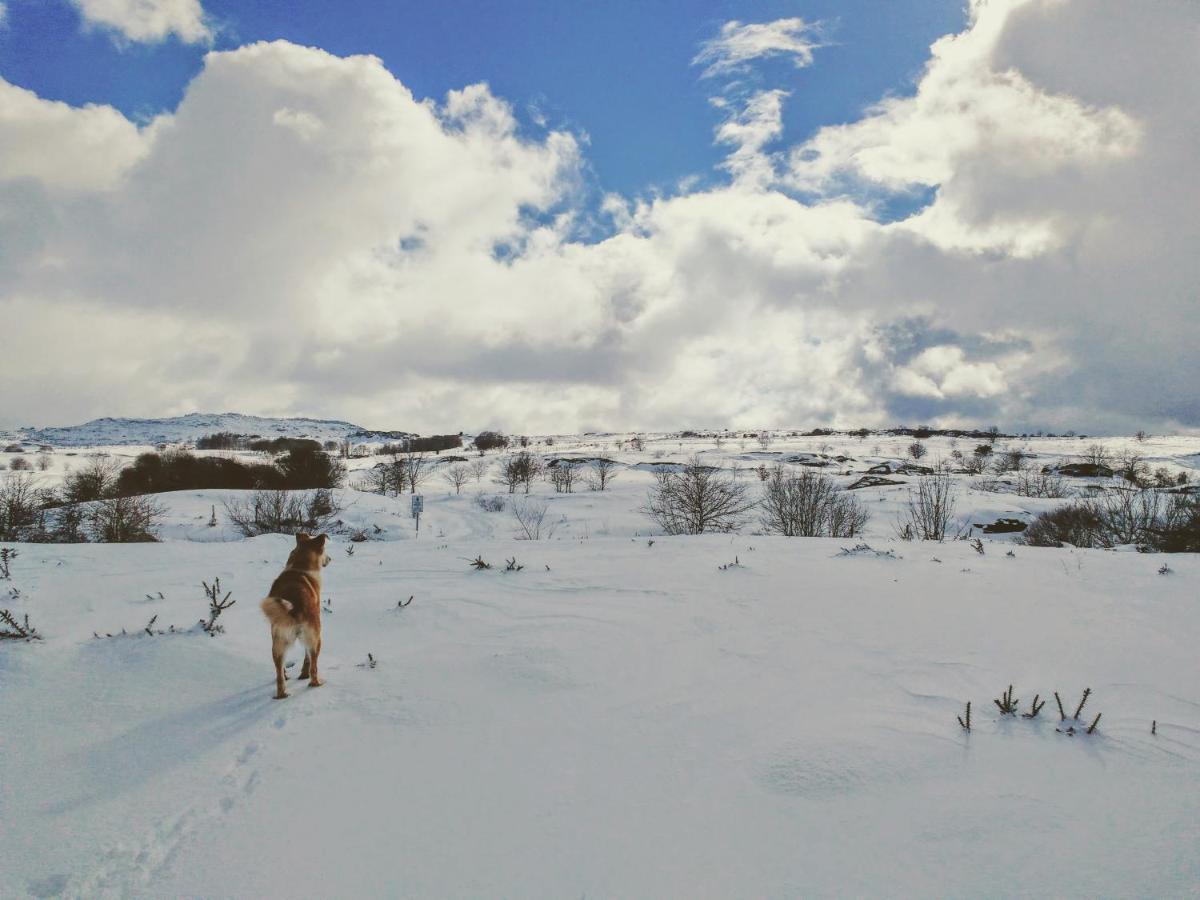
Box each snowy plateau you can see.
[2,421,1198,898]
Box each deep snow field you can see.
[2,431,1199,897]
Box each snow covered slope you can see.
[7,413,412,447]
[2,535,1198,897]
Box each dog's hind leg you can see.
[299,650,311,681]
[272,632,291,699]
[303,630,324,688]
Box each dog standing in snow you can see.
[260,532,331,699]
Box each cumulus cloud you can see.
[0,0,1196,434]
[693,18,822,78]
[71,0,210,44]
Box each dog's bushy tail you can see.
[260,596,295,628]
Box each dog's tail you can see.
[260,596,295,628]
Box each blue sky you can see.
[0,0,963,200]
[1,0,1194,434]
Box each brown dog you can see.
[260,532,332,699]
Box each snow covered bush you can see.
[0,474,41,540]
[759,468,869,537]
[643,457,754,535]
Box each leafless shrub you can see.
[548,463,579,493]
[512,496,556,540]
[473,493,506,513]
[585,458,620,491]
[0,474,42,541]
[88,495,164,543]
[643,457,754,535]
[468,459,490,483]
[8,457,31,471]
[1020,503,1104,548]
[908,441,927,460]
[960,454,986,475]
[895,475,956,541]
[223,489,340,537]
[1114,450,1152,487]
[441,464,470,495]
[759,468,869,537]
[993,448,1028,474]
[1015,469,1069,498]
[1097,487,1161,545]
[757,431,773,450]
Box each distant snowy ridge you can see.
[9,413,414,447]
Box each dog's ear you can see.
[296,532,310,544]
[315,534,328,547]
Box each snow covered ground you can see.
[3,430,1199,897]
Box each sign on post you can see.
[411,494,424,533]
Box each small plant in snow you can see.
[1158,563,1172,575]
[0,547,16,579]
[358,652,377,669]
[396,595,413,609]
[0,607,41,641]
[970,537,984,555]
[718,556,742,570]
[504,557,524,572]
[466,555,492,570]
[994,684,1019,715]
[1021,694,1046,719]
[957,701,971,732]
[345,544,355,557]
[199,578,235,635]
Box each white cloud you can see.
[0,3,8,30]
[693,18,822,78]
[1,1,1197,434]
[72,0,210,44]
[0,78,153,190]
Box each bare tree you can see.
[0,473,41,540]
[63,455,122,503]
[494,451,541,494]
[895,475,956,541]
[586,458,620,491]
[757,431,772,450]
[468,459,490,483]
[403,449,431,493]
[441,464,470,495]
[1080,443,1111,468]
[643,458,754,535]
[908,441,928,461]
[548,463,579,493]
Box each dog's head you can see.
[289,532,331,570]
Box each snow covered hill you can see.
[2,429,1199,896]
[6,413,413,447]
